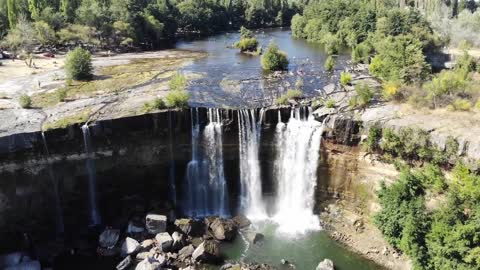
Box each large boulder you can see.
[178,245,195,261]
[146,214,167,234]
[232,215,251,229]
[192,241,222,263]
[174,218,204,236]
[135,256,166,270]
[243,230,264,244]
[172,231,186,251]
[99,229,120,248]
[116,255,133,270]
[316,258,334,270]
[121,237,140,257]
[155,232,173,252]
[209,218,237,241]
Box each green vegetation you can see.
[142,98,166,113]
[382,81,402,101]
[324,56,335,72]
[375,162,480,270]
[55,88,67,102]
[235,26,259,53]
[0,0,300,48]
[65,47,93,81]
[275,89,303,105]
[325,98,335,108]
[19,94,32,108]
[261,42,288,71]
[364,124,382,152]
[349,82,374,108]
[165,90,189,108]
[169,72,187,92]
[340,71,352,86]
[42,110,90,130]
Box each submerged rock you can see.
[316,258,334,270]
[146,214,167,234]
[121,237,140,257]
[209,218,238,241]
[192,240,221,263]
[243,231,264,244]
[155,232,173,252]
[99,229,120,248]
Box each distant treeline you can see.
[0,0,302,49]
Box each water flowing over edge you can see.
[272,107,325,235]
[238,108,267,220]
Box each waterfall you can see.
[41,132,64,235]
[184,108,229,217]
[238,109,267,219]
[81,125,101,226]
[273,107,325,234]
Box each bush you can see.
[165,90,190,108]
[56,88,67,102]
[236,38,258,52]
[324,56,335,72]
[143,98,166,112]
[240,26,254,39]
[325,98,335,108]
[382,81,402,101]
[169,72,187,92]
[447,99,472,111]
[19,94,32,108]
[275,89,303,105]
[340,71,352,86]
[261,42,289,71]
[352,42,371,64]
[349,82,374,108]
[365,125,382,152]
[65,47,93,81]
[415,164,447,193]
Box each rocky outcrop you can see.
[192,240,221,263]
[146,214,167,235]
[209,218,238,241]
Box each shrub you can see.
[340,71,352,86]
[19,94,32,108]
[365,125,382,152]
[325,98,335,108]
[143,98,166,112]
[350,82,374,108]
[236,38,258,52]
[324,56,335,72]
[65,47,93,81]
[382,81,402,101]
[275,89,303,105]
[295,78,304,90]
[415,164,447,193]
[56,88,67,102]
[447,99,472,111]
[165,90,190,108]
[240,26,254,39]
[261,42,289,71]
[169,72,187,92]
[352,42,371,64]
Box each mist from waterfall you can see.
[238,109,267,219]
[81,125,101,226]
[273,108,324,234]
[184,108,229,217]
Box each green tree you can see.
[65,47,93,81]
[261,42,289,71]
[291,14,307,38]
[7,0,16,29]
[34,20,56,46]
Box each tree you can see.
[291,14,307,38]
[3,15,35,61]
[65,47,93,81]
[34,21,56,46]
[7,0,16,29]
[261,42,288,71]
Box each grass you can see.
[42,110,90,130]
[275,89,303,105]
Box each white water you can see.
[273,108,325,234]
[184,108,229,217]
[238,109,267,219]
[81,124,101,226]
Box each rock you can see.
[4,260,41,270]
[232,215,251,229]
[0,252,29,268]
[172,231,186,251]
[155,232,173,252]
[281,259,289,265]
[121,237,140,257]
[140,239,155,251]
[192,241,221,263]
[174,218,204,236]
[178,245,195,261]
[127,221,145,234]
[136,252,152,261]
[99,229,120,248]
[209,218,237,241]
[243,231,264,244]
[146,214,167,234]
[116,255,133,270]
[316,258,334,270]
[135,256,165,270]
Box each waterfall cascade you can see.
[41,132,64,235]
[238,109,267,219]
[273,108,325,234]
[81,124,101,226]
[184,108,229,217]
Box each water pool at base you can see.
[213,221,383,270]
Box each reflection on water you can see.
[176,28,350,108]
